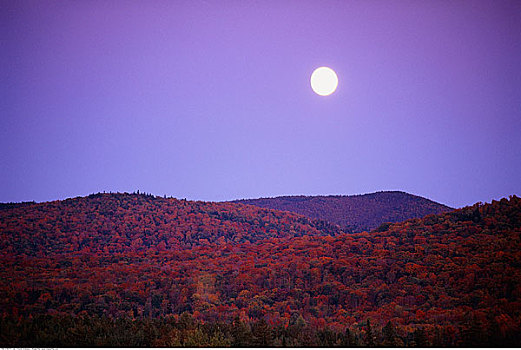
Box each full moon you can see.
[310,67,338,96]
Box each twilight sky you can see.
[2,0,520,208]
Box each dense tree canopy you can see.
[0,193,520,346]
[233,191,452,232]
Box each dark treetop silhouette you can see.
[232,191,452,232]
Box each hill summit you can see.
[0,192,341,257]
[232,191,452,232]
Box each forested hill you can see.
[0,192,341,255]
[1,193,520,346]
[232,191,453,232]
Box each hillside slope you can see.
[0,194,520,346]
[0,192,341,257]
[232,191,453,232]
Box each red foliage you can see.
[0,193,520,340]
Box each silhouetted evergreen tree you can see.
[413,328,428,347]
[364,319,375,346]
[231,316,251,347]
[383,320,403,346]
[251,319,272,347]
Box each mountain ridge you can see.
[1,193,520,346]
[231,190,453,232]
[0,192,342,257]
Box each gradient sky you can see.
[2,0,520,208]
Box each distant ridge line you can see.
[231,191,453,233]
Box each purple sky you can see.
[2,0,520,208]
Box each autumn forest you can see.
[0,192,520,346]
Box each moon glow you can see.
[310,67,338,96]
